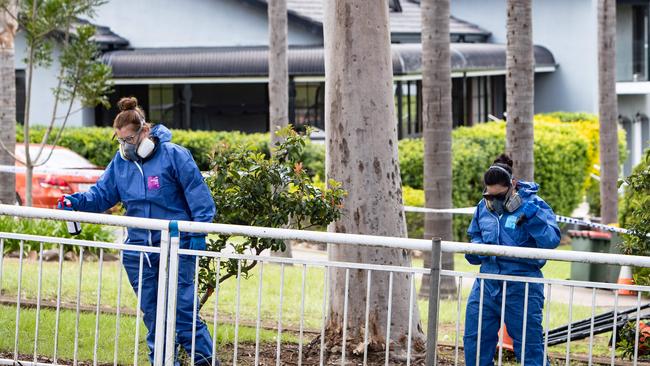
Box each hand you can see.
[189,236,207,251]
[522,201,539,219]
[57,195,79,210]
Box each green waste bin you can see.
[569,230,620,283]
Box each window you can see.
[293,82,324,130]
[632,4,649,81]
[148,85,175,123]
[16,70,25,124]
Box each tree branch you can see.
[0,138,24,164]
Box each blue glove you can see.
[522,201,539,219]
[57,194,80,210]
[189,236,207,251]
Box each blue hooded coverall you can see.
[464,181,560,366]
[70,125,216,365]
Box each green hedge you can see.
[18,115,625,241]
[401,123,590,240]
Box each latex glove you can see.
[57,194,79,210]
[522,201,539,219]
[189,236,207,251]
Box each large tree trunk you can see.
[324,0,425,358]
[419,0,455,299]
[598,0,619,225]
[505,0,535,182]
[268,0,288,148]
[0,1,17,206]
[268,0,293,258]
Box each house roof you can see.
[74,18,130,50]
[245,0,491,41]
[102,43,555,80]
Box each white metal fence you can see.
[0,204,649,366]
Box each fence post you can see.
[426,237,442,366]
[153,228,171,366]
[164,221,181,366]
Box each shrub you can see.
[199,127,345,306]
[17,125,326,175]
[403,186,424,239]
[618,152,650,287]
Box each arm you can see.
[69,159,120,213]
[465,206,486,265]
[171,146,216,236]
[521,199,561,249]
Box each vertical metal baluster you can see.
[610,291,619,366]
[363,270,372,366]
[114,251,124,366]
[254,262,264,366]
[454,276,463,366]
[275,263,285,366]
[565,286,575,366]
[588,287,597,366]
[298,264,307,366]
[191,256,200,366]
[93,249,104,366]
[544,284,552,363]
[385,272,394,366]
[14,241,24,362]
[234,260,242,365]
[476,279,485,366]
[212,258,221,366]
[133,252,144,366]
[406,272,415,366]
[342,268,350,366]
[53,244,64,363]
[33,242,44,363]
[319,266,329,366]
[521,282,529,366]
[634,291,642,366]
[73,247,85,366]
[497,281,507,366]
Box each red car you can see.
[13,144,104,208]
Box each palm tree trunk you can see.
[268,0,288,148]
[420,0,455,299]
[268,0,293,258]
[0,1,17,206]
[506,0,535,182]
[598,0,619,225]
[324,0,425,355]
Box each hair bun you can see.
[493,153,513,168]
[117,97,139,112]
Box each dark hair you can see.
[113,97,147,130]
[483,154,513,187]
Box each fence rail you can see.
[0,204,649,366]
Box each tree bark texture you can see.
[598,0,619,225]
[268,0,289,148]
[324,0,425,356]
[419,0,455,299]
[506,0,535,182]
[0,1,17,206]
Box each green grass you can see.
[0,246,617,362]
[0,304,296,365]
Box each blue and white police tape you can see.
[403,205,632,235]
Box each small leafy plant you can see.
[198,126,346,307]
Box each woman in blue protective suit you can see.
[59,97,218,366]
[464,154,560,366]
